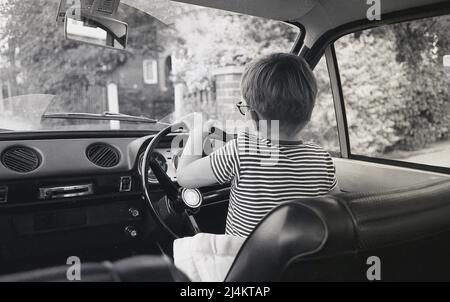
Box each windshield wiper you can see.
[41,112,161,124]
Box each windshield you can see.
[0,0,299,132]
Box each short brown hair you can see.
[241,53,318,130]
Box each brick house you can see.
[173,64,244,122]
[0,47,175,127]
[105,49,175,120]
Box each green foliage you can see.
[332,16,450,156]
[302,57,340,152]
[0,0,163,112]
[391,19,450,150]
[336,32,405,155]
[172,7,298,91]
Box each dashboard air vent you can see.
[86,143,120,168]
[1,146,41,173]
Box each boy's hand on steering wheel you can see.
[178,112,218,140]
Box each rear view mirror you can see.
[65,13,128,50]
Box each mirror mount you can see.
[61,0,128,50]
[57,0,121,23]
[64,10,128,50]
[89,0,121,16]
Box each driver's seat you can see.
[1,179,450,282]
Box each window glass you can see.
[335,15,450,168]
[302,56,340,153]
[143,60,158,84]
[0,0,299,132]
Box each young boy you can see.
[177,53,339,238]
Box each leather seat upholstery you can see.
[225,179,450,281]
[1,180,449,282]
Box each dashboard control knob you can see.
[124,226,138,238]
[128,208,140,218]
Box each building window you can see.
[143,59,158,85]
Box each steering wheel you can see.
[140,122,233,239]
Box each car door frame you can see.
[297,2,450,177]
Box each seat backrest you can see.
[225,180,450,282]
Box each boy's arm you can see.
[177,156,217,189]
[176,123,218,189]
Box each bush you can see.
[335,32,405,155]
[301,57,340,152]
[330,18,450,156]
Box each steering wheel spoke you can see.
[148,157,179,201]
[184,212,201,235]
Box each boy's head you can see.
[241,53,317,132]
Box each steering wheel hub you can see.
[181,188,203,209]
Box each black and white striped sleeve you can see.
[209,139,240,184]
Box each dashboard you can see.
[0,133,172,271]
[0,131,230,274]
[0,134,177,181]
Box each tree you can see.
[0,0,164,114]
[391,17,450,150]
[331,15,450,155]
[172,7,298,91]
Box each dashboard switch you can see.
[120,176,132,192]
[124,226,138,238]
[128,208,140,218]
[0,186,8,204]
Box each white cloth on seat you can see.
[173,233,246,282]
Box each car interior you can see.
[0,0,449,282]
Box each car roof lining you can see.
[170,0,317,21]
[300,0,445,47]
[165,0,444,47]
[121,0,446,50]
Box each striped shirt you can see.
[210,132,337,237]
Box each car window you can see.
[0,0,299,133]
[302,57,340,154]
[334,14,450,169]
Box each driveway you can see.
[401,141,450,168]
